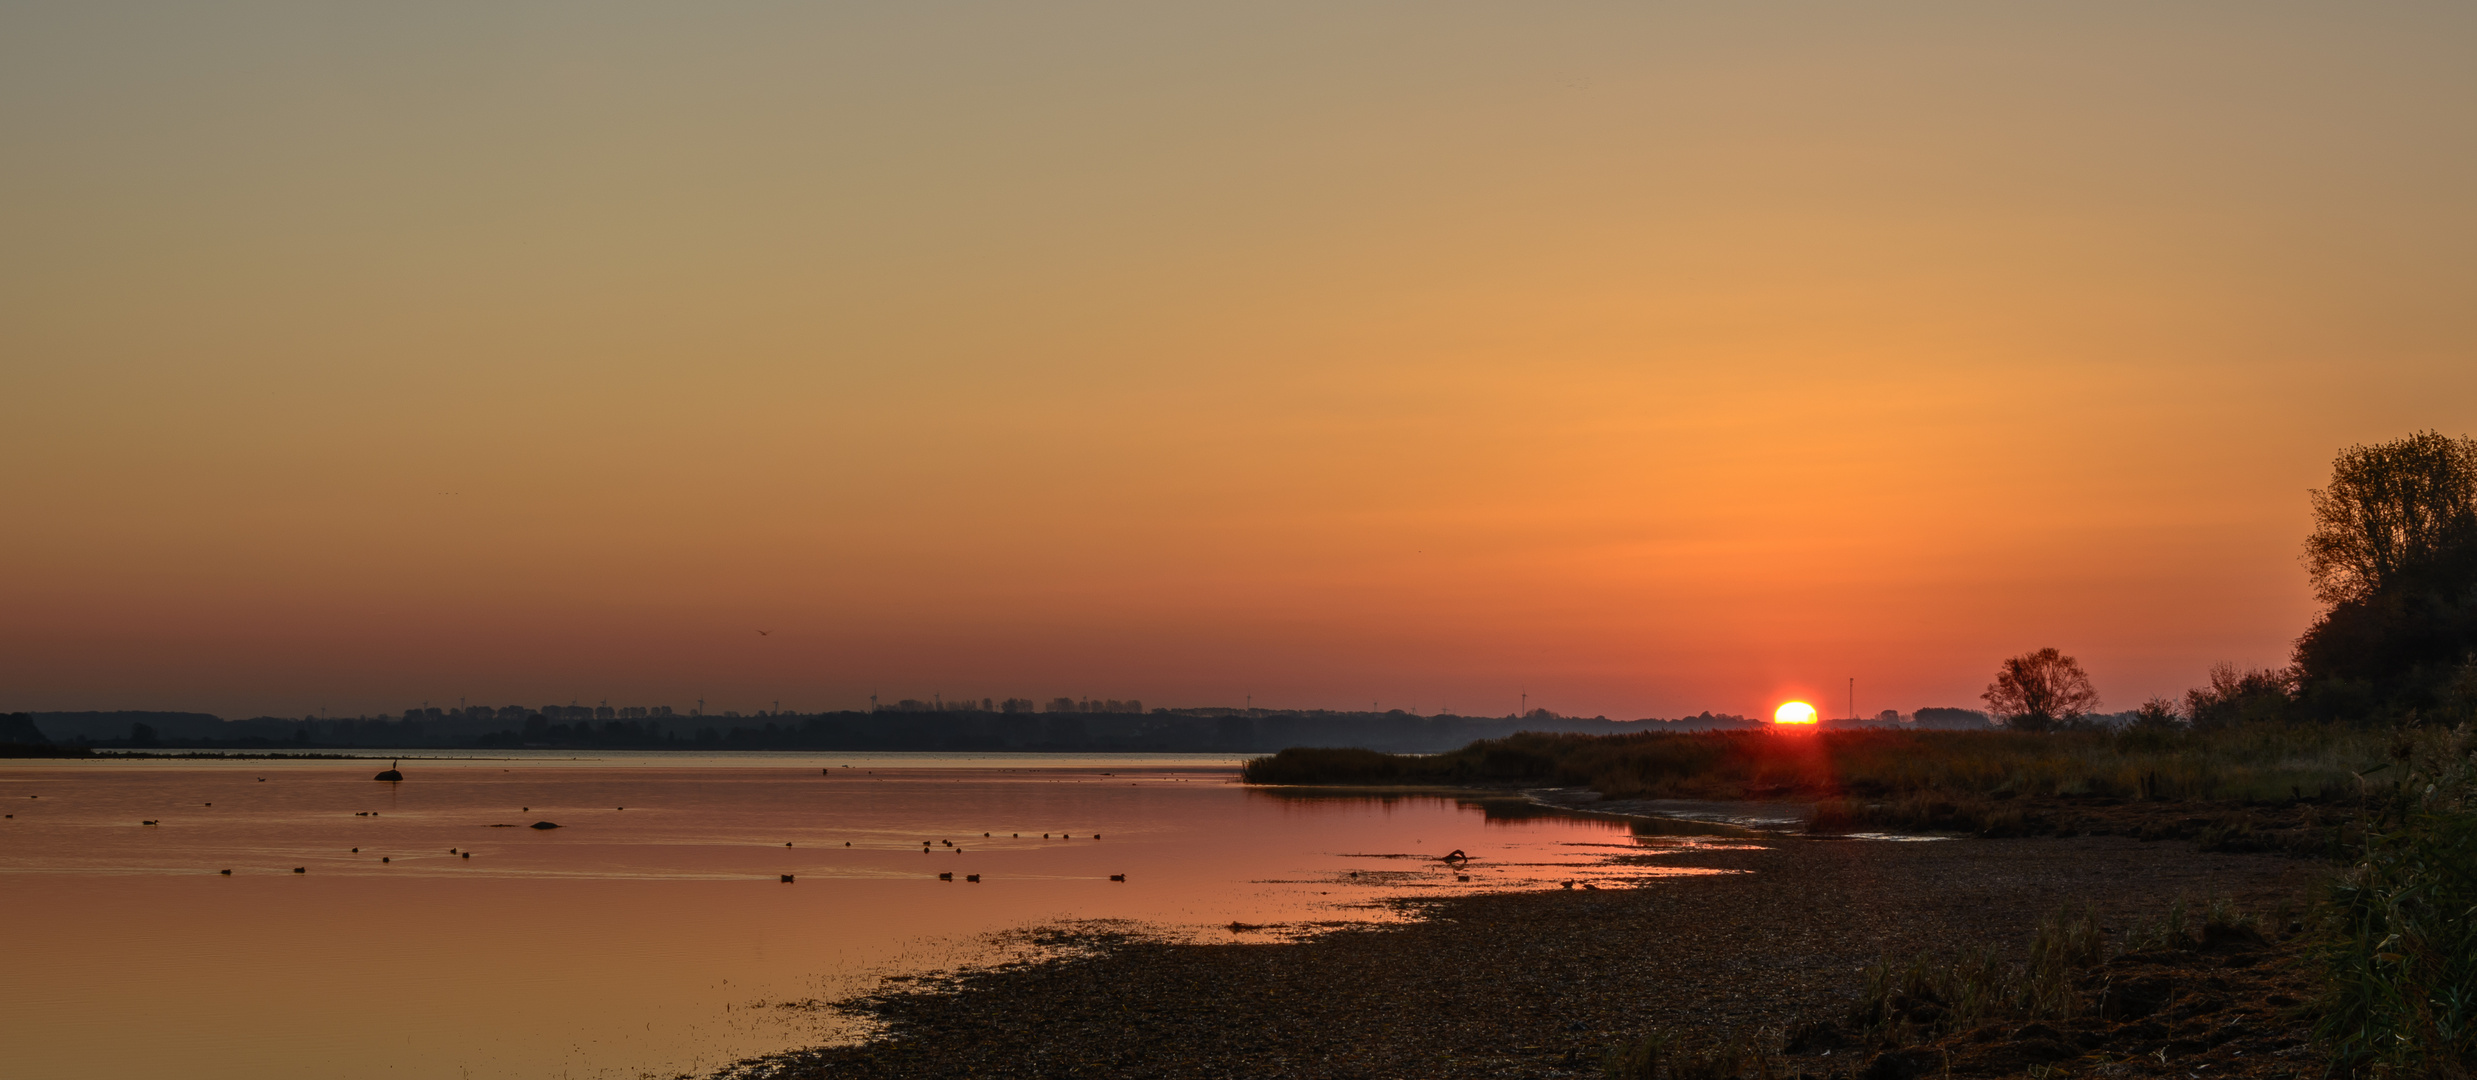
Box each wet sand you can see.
[734,835,2321,1079]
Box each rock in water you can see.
[374,761,403,782]
[529,821,561,830]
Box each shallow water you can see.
[0,753,1751,1079]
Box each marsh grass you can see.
[1244,726,2384,811]
[2316,724,2477,1079]
[1849,903,2110,1045]
[1602,1028,1770,1080]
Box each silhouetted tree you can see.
[0,713,48,745]
[2294,431,2477,721]
[2129,697,2182,731]
[2305,431,2477,606]
[1982,648,2100,732]
[2183,663,2293,730]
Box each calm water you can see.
[0,753,1750,1079]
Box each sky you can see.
[4,2,2475,721]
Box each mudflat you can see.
[736,835,2323,1079]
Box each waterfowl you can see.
[1108,874,1126,882]
[938,872,953,881]
[220,869,231,875]
[781,874,794,883]
[965,874,980,883]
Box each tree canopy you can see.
[2304,431,2477,606]
[1982,648,2100,732]
[2294,430,2477,722]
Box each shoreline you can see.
[724,833,2325,1079]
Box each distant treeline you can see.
[1,705,1993,755]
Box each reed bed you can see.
[2316,724,2477,1078]
[1242,726,2388,807]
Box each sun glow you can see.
[1773,701,1818,726]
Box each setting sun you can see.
[1773,702,1819,725]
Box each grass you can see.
[1847,902,2111,1046]
[1602,1028,1768,1080]
[2316,723,2477,1079]
[1243,725,2386,815]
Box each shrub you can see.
[2316,723,2477,1078]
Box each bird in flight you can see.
[757,630,771,636]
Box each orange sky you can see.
[4,4,2474,719]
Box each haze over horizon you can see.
[6,3,2475,721]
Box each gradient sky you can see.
[5,2,2474,720]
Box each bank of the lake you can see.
[734,832,2321,1080]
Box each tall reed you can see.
[2317,724,2477,1078]
[1243,726,2383,809]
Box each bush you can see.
[2316,724,2477,1078]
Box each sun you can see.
[1773,701,1818,726]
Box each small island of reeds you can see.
[1241,724,2389,851]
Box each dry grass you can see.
[1244,726,2387,807]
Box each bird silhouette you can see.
[757,630,771,636]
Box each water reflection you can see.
[1244,784,1765,835]
[0,755,1757,1080]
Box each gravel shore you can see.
[722,834,2321,1079]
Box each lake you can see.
[0,752,1751,1079]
